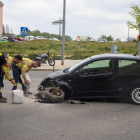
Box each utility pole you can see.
[61,0,66,65]
[59,18,61,40]
[138,23,140,55]
[128,25,129,42]
[139,23,140,37]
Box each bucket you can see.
[20,73,31,86]
[12,89,23,104]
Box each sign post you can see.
[20,27,28,57]
[137,23,140,55]
[111,45,118,54]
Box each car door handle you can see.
[108,77,115,80]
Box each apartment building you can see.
[0,1,4,36]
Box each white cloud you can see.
[2,0,140,41]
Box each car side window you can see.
[79,59,113,76]
[118,60,140,75]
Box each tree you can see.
[5,24,10,36]
[98,35,114,41]
[106,35,114,41]
[26,29,72,41]
[3,24,5,35]
[99,35,107,40]
[126,37,137,42]
[11,28,13,34]
[127,4,140,30]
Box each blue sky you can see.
[2,0,140,41]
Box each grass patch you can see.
[0,40,138,59]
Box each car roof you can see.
[90,54,140,60]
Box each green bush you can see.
[55,55,61,60]
[9,51,15,54]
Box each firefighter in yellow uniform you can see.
[15,58,41,95]
[3,55,26,95]
[2,55,23,84]
[0,53,10,102]
[3,56,16,84]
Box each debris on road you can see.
[65,100,85,104]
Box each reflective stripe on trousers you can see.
[12,63,27,92]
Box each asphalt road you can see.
[0,71,140,140]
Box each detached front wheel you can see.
[39,87,64,103]
[129,87,140,104]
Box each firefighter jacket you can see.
[18,58,34,80]
[2,56,14,81]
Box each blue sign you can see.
[21,27,28,36]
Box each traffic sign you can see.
[21,27,28,36]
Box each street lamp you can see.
[52,19,63,40]
[52,0,66,65]
[61,0,66,65]
[52,20,63,25]
[128,25,129,42]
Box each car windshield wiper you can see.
[63,67,70,73]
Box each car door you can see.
[116,59,140,96]
[72,59,118,98]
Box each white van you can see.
[76,35,94,41]
[24,36,34,41]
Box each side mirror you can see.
[75,71,79,77]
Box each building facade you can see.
[0,1,4,36]
[116,38,121,42]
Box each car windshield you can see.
[69,57,91,72]
[12,35,17,38]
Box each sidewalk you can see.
[31,60,81,71]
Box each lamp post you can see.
[52,0,66,65]
[128,25,129,42]
[61,0,66,65]
[52,19,63,40]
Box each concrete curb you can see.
[30,69,61,71]
[30,60,82,72]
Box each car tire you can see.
[39,88,64,103]
[129,87,140,104]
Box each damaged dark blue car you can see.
[38,54,140,104]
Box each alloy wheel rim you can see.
[132,88,140,103]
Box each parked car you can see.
[0,39,8,43]
[49,37,59,41]
[24,36,34,41]
[38,54,140,104]
[17,37,23,41]
[0,36,8,40]
[34,36,46,40]
[8,35,17,41]
[10,39,19,43]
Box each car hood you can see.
[40,69,67,85]
[48,69,66,79]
